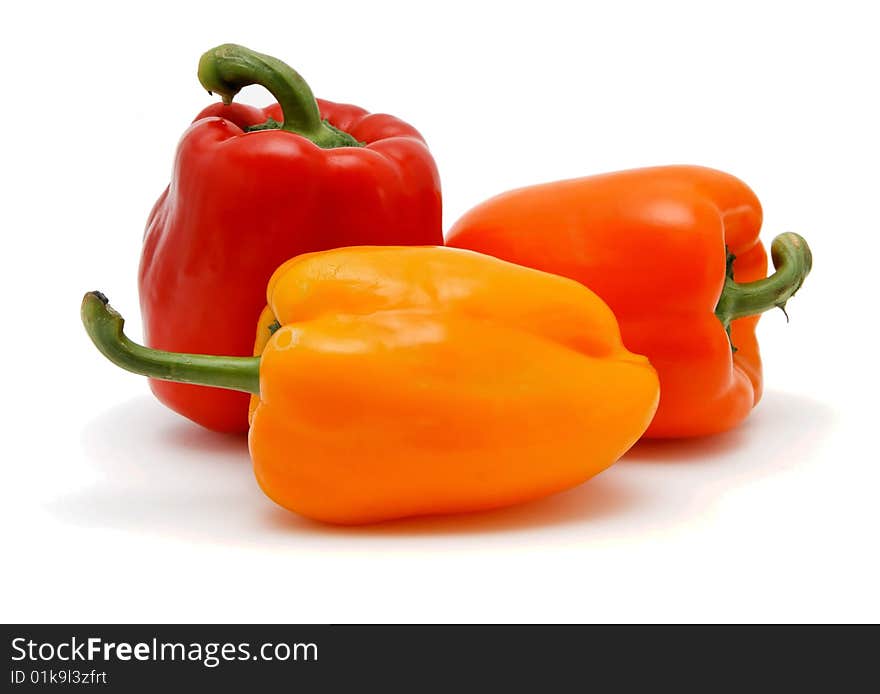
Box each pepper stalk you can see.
[81,292,261,395]
[715,232,813,331]
[197,43,363,149]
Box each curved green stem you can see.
[81,292,261,395]
[715,232,813,330]
[197,43,362,148]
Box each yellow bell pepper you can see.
[82,246,659,524]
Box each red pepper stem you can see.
[197,43,361,148]
[715,232,813,329]
[81,292,261,396]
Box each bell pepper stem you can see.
[81,292,261,396]
[197,43,361,148]
[715,232,813,329]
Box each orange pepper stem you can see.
[81,292,261,395]
[715,232,813,331]
[197,43,362,148]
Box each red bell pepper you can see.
[139,44,442,433]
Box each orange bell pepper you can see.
[446,166,812,438]
[82,246,659,524]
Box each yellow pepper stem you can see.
[81,291,261,395]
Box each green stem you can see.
[715,232,813,330]
[81,292,261,395]
[197,43,362,148]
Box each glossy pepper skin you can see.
[446,166,812,438]
[83,247,659,525]
[139,44,442,433]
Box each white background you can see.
[1,0,877,623]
